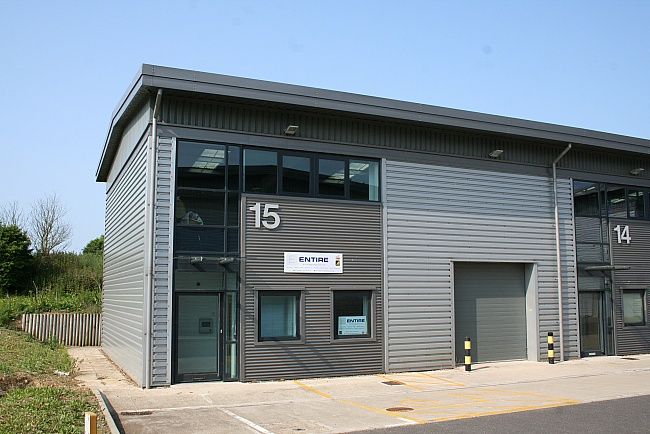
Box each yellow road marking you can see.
[377,374,426,391]
[338,399,426,424]
[417,372,465,387]
[293,380,333,399]
[432,399,580,422]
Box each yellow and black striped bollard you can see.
[464,337,472,372]
[547,332,555,364]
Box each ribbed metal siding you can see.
[385,161,578,372]
[611,219,650,355]
[103,137,148,386]
[242,195,383,381]
[454,263,527,362]
[107,103,151,189]
[160,96,650,178]
[21,313,102,346]
[151,136,175,386]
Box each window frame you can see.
[278,151,314,197]
[317,157,348,199]
[256,290,304,344]
[243,148,279,195]
[622,289,647,327]
[330,289,375,342]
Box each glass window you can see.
[244,149,277,194]
[228,146,240,190]
[175,227,225,253]
[628,189,645,218]
[333,291,372,339]
[318,159,345,197]
[175,190,224,226]
[349,160,379,201]
[227,192,239,226]
[282,155,311,194]
[177,142,226,189]
[607,186,627,218]
[226,228,239,253]
[623,290,646,326]
[174,257,225,291]
[258,291,300,341]
[573,181,600,216]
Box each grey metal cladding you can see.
[102,136,148,386]
[610,219,650,355]
[384,161,578,372]
[156,96,650,182]
[106,103,151,189]
[242,195,383,381]
[151,136,175,386]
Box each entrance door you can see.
[175,293,223,382]
[579,292,605,356]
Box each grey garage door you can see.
[454,262,527,363]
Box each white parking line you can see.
[217,407,275,434]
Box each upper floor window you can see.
[244,149,277,194]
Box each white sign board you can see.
[338,316,367,336]
[283,252,343,273]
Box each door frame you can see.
[172,291,225,383]
[578,291,606,357]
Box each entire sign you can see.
[283,252,343,273]
[614,225,631,244]
[249,203,280,229]
[338,316,367,336]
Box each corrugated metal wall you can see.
[159,96,650,179]
[22,313,102,346]
[103,136,148,386]
[610,219,650,355]
[242,195,383,381]
[107,103,151,190]
[384,160,578,372]
[151,136,175,386]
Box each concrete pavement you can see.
[69,348,650,434]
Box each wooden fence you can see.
[21,313,102,346]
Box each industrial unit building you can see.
[96,65,650,387]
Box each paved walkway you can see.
[69,348,650,434]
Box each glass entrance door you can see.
[579,292,605,356]
[176,293,222,382]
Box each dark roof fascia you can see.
[96,64,650,181]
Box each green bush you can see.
[0,224,33,296]
[82,235,104,255]
[31,252,103,295]
[0,291,101,328]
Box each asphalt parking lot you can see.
[71,348,650,433]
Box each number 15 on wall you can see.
[249,203,281,229]
[614,225,631,244]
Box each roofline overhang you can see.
[96,64,650,182]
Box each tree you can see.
[83,235,104,255]
[0,223,33,295]
[29,194,72,255]
[0,201,25,228]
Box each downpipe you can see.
[144,89,163,388]
[552,143,572,362]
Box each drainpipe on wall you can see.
[144,89,163,388]
[552,143,572,362]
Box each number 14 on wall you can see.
[249,202,281,229]
[614,225,631,244]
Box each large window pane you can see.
[623,290,646,326]
[628,189,645,218]
[573,181,600,216]
[228,146,240,191]
[175,190,224,226]
[175,227,225,253]
[244,149,277,194]
[227,192,240,226]
[282,155,311,194]
[607,186,627,218]
[318,159,345,197]
[177,142,226,189]
[258,291,300,341]
[333,291,371,339]
[349,160,379,201]
[176,294,220,375]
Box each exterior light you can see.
[630,168,645,176]
[488,149,504,159]
[284,125,299,136]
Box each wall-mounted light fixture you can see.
[488,149,504,159]
[630,167,645,176]
[284,125,299,136]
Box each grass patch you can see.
[0,290,101,328]
[0,328,105,433]
[0,328,72,376]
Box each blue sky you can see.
[1,1,649,251]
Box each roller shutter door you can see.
[454,262,527,363]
